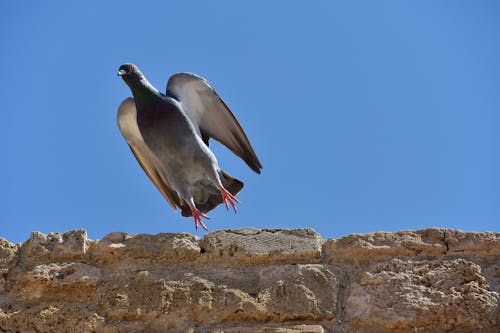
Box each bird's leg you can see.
[219,186,239,213]
[188,198,209,231]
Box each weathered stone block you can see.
[89,232,201,265]
[11,262,101,303]
[323,229,449,267]
[200,228,323,264]
[443,229,500,255]
[22,229,90,261]
[346,258,499,332]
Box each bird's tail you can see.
[220,170,244,198]
[180,170,244,217]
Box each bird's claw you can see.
[220,187,239,213]
[191,208,209,231]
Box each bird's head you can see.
[117,63,144,85]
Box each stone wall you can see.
[0,228,498,332]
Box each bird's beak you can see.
[117,69,126,76]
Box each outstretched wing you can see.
[166,73,262,174]
[117,97,182,211]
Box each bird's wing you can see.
[117,97,182,211]
[166,73,262,174]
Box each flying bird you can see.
[117,64,262,231]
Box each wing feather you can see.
[166,73,263,173]
[117,97,182,210]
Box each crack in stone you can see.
[442,230,450,254]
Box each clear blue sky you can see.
[1,1,499,243]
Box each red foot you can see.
[220,187,240,213]
[191,208,210,231]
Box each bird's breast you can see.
[136,102,211,163]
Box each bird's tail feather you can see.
[180,170,244,217]
[220,170,244,197]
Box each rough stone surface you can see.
[0,228,498,332]
[200,228,323,264]
[21,229,91,261]
[89,232,201,265]
[346,258,498,332]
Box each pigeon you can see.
[117,64,262,230]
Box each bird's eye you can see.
[129,65,135,72]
